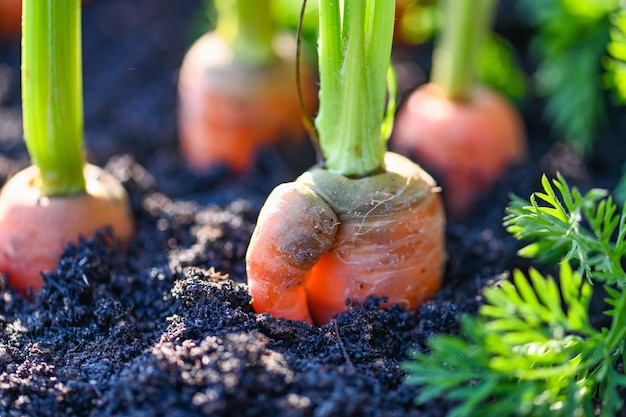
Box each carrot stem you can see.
[315,0,395,178]
[215,0,277,66]
[431,0,496,101]
[21,0,86,196]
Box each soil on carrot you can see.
[0,0,624,416]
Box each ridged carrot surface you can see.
[246,152,445,325]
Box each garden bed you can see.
[0,0,624,415]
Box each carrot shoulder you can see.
[0,164,134,294]
[177,0,318,174]
[177,32,316,173]
[393,83,526,216]
[246,152,445,325]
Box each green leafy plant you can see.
[603,6,626,103]
[404,174,626,416]
[518,0,625,154]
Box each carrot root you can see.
[392,83,527,217]
[246,152,445,325]
[177,32,318,174]
[0,164,134,294]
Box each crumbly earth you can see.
[0,0,625,416]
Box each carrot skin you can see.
[246,152,445,325]
[177,32,318,174]
[0,164,134,295]
[304,184,444,324]
[392,83,527,217]
[246,182,339,324]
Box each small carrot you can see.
[0,0,134,295]
[246,0,445,325]
[0,0,21,38]
[392,0,527,218]
[177,0,317,174]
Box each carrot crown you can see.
[21,0,86,196]
[314,0,395,178]
[215,0,278,66]
[431,0,497,101]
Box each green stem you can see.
[315,0,394,177]
[22,0,86,196]
[215,0,277,66]
[605,290,626,353]
[431,0,496,101]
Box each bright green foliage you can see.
[505,173,626,285]
[604,8,626,104]
[518,0,619,154]
[404,175,626,416]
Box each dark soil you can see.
[0,0,624,416]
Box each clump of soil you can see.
[0,0,624,416]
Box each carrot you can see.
[0,165,133,294]
[0,0,21,38]
[0,0,134,295]
[246,0,445,325]
[177,0,317,174]
[391,0,527,218]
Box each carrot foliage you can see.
[518,0,623,153]
[404,175,626,416]
[22,0,86,196]
[214,0,277,66]
[315,0,395,178]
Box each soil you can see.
[0,0,624,416]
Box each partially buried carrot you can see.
[246,0,445,325]
[392,0,527,218]
[177,0,317,174]
[0,0,133,295]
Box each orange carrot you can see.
[177,0,317,174]
[393,83,526,217]
[0,0,21,38]
[246,1,445,325]
[0,165,134,294]
[0,0,134,295]
[391,0,527,218]
[247,152,445,325]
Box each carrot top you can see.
[214,0,278,66]
[314,0,395,178]
[431,0,496,101]
[21,0,86,196]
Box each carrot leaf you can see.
[504,173,626,284]
[315,0,395,177]
[22,0,86,196]
[214,0,278,66]
[431,0,497,101]
[404,176,626,416]
[518,0,619,154]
